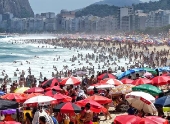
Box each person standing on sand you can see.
[82,103,93,124]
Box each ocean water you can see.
[0,35,131,83]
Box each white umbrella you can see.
[87,84,115,90]
[24,96,56,105]
[125,91,157,114]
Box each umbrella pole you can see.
[16,108,19,122]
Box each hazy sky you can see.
[29,0,157,14]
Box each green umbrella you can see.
[132,84,162,96]
[143,67,157,75]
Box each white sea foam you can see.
[0,35,133,83]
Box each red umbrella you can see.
[145,116,168,124]
[86,95,112,104]
[152,76,170,85]
[60,77,80,86]
[76,99,107,113]
[97,73,116,80]
[53,93,72,103]
[121,78,134,84]
[138,117,168,124]
[132,78,153,86]
[41,77,61,88]
[45,85,61,91]
[1,93,25,102]
[100,78,123,86]
[53,102,81,113]
[0,121,21,124]
[24,87,44,94]
[44,90,57,97]
[114,115,141,124]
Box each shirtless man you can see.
[82,103,93,124]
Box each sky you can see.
[29,0,157,14]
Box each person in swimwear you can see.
[82,103,93,124]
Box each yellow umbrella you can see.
[14,87,30,93]
[110,84,135,95]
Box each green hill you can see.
[133,0,170,13]
[75,0,170,18]
[75,4,118,18]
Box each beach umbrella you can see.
[53,93,72,103]
[0,121,21,124]
[138,117,168,124]
[143,67,157,75]
[157,67,170,72]
[97,73,116,80]
[60,77,81,86]
[100,78,123,86]
[132,78,153,86]
[87,83,115,90]
[76,71,87,77]
[117,70,135,79]
[14,87,30,93]
[144,116,169,124]
[154,95,170,107]
[132,84,162,96]
[1,109,17,115]
[121,78,134,84]
[53,102,81,113]
[86,95,112,104]
[144,72,152,77]
[0,99,18,110]
[1,93,25,102]
[0,91,5,96]
[24,93,44,100]
[110,84,135,95]
[114,115,141,124]
[45,85,61,91]
[24,96,56,105]
[152,76,170,85]
[24,87,44,94]
[125,91,157,114]
[76,99,107,113]
[41,77,61,88]
[44,90,57,97]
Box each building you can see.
[118,7,134,31]
[146,9,170,28]
[2,12,13,21]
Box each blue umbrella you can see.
[156,67,170,72]
[131,68,145,72]
[0,91,5,95]
[117,70,135,79]
[154,95,170,107]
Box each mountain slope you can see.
[75,4,118,17]
[0,0,34,18]
[94,0,141,6]
[133,0,170,13]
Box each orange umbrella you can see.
[132,78,153,86]
[86,95,112,104]
[1,93,25,102]
[76,99,107,113]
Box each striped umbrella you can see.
[42,77,61,88]
[53,102,81,113]
[100,78,123,86]
[60,77,80,86]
